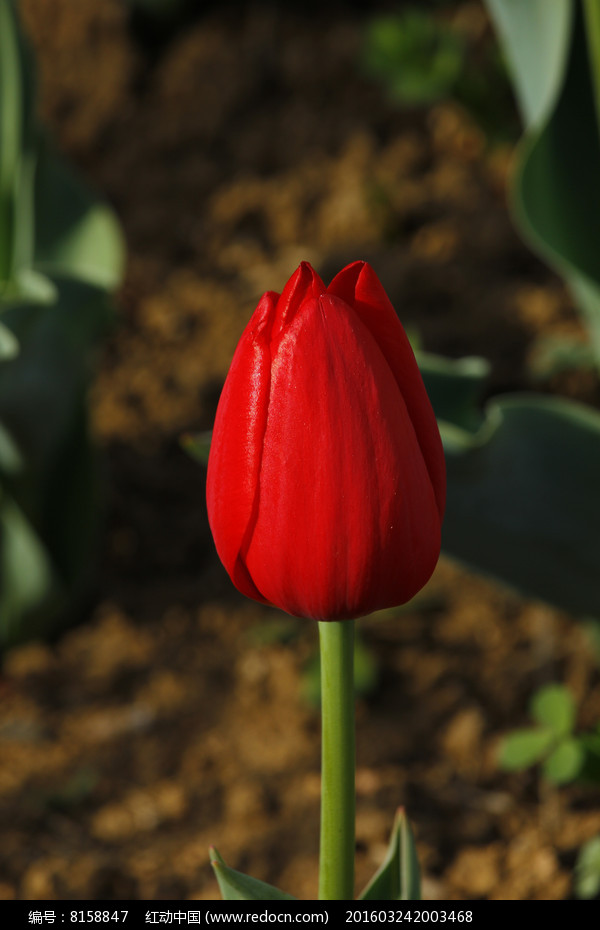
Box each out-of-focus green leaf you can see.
[0,0,124,303]
[181,430,212,466]
[485,0,572,128]
[362,11,465,105]
[498,727,555,771]
[34,141,124,291]
[542,737,585,784]
[440,393,600,617]
[530,684,576,736]
[0,0,24,286]
[0,279,110,472]
[418,352,489,436]
[578,731,600,783]
[0,320,18,359]
[302,634,379,708]
[359,808,421,901]
[0,420,21,473]
[0,2,122,649]
[575,835,600,899]
[0,488,59,644]
[209,848,296,901]
[528,336,597,380]
[485,1,600,362]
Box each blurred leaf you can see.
[528,336,597,380]
[0,2,123,302]
[486,1,600,362]
[542,737,585,784]
[181,430,212,466]
[440,394,600,617]
[0,0,24,286]
[359,807,421,901]
[530,684,576,736]
[0,487,59,645]
[0,320,18,359]
[245,617,300,647]
[418,352,489,435]
[0,420,21,473]
[498,727,556,771]
[9,267,57,305]
[579,731,600,783]
[575,835,600,899]
[43,766,98,811]
[34,140,125,291]
[210,848,296,901]
[584,618,600,664]
[0,279,110,474]
[362,11,465,106]
[485,0,572,128]
[354,635,379,697]
[0,3,122,649]
[302,634,379,707]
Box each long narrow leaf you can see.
[486,1,600,361]
[360,808,421,901]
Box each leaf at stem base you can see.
[209,847,296,901]
[359,808,421,901]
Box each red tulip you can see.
[206,261,445,621]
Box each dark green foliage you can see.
[0,0,124,648]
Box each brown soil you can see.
[1,0,599,902]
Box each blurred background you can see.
[1,0,599,901]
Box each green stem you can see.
[584,0,600,143]
[318,619,355,900]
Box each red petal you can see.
[328,261,446,519]
[270,261,326,349]
[206,291,278,605]
[243,294,441,620]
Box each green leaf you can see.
[0,2,123,301]
[359,807,421,901]
[484,0,573,129]
[530,684,576,736]
[181,430,212,466]
[498,727,556,771]
[0,419,21,472]
[528,335,598,380]
[486,1,600,363]
[579,731,600,783]
[362,12,465,106]
[10,267,57,305]
[0,280,110,648]
[418,352,489,437]
[440,394,600,617]
[209,848,296,901]
[0,487,59,645]
[575,835,600,899]
[543,737,585,784]
[0,320,18,359]
[33,140,125,291]
[0,279,110,473]
[0,0,24,285]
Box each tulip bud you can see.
[206,261,445,621]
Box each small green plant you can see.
[500,683,600,898]
[362,10,466,106]
[361,7,516,141]
[499,683,600,785]
[575,835,600,900]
